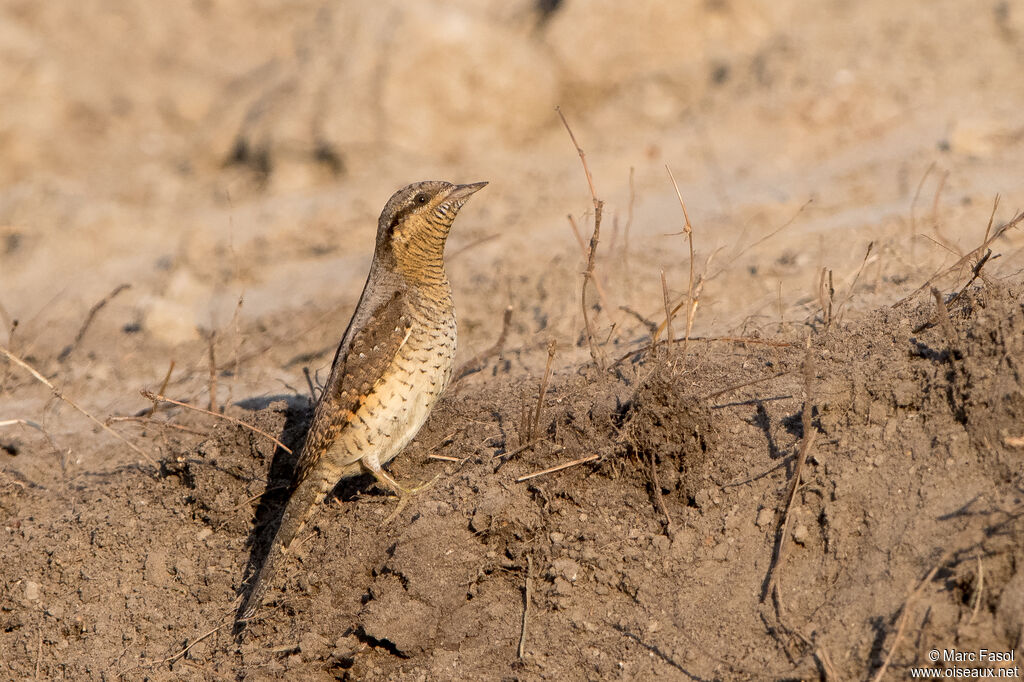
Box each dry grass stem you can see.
[818,268,835,329]
[0,417,45,431]
[494,436,548,460]
[427,454,460,462]
[154,623,226,667]
[1,345,160,469]
[140,389,291,454]
[648,449,673,537]
[930,287,958,347]
[624,166,635,255]
[529,341,557,442]
[895,202,1022,306]
[518,554,532,659]
[835,242,874,321]
[909,162,936,261]
[303,366,320,403]
[764,338,817,606]
[660,270,674,355]
[58,283,131,362]
[454,305,514,382]
[567,215,610,313]
[557,107,608,370]
[516,453,597,483]
[145,360,175,417]
[207,331,218,412]
[816,645,840,682]
[929,169,958,255]
[702,369,794,402]
[448,233,500,261]
[107,416,210,438]
[871,553,952,682]
[665,165,697,355]
[614,336,798,369]
[34,628,42,679]
[969,555,984,625]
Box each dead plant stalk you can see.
[556,106,607,370]
[764,337,817,610]
[0,346,159,469]
[665,164,698,357]
[140,389,291,454]
[529,341,557,442]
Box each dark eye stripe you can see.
[388,204,414,231]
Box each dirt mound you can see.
[2,282,1021,679]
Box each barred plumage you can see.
[239,180,486,621]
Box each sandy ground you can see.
[2,0,1024,679]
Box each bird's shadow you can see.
[232,394,378,632]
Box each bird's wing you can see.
[295,287,412,479]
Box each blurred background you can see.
[1,0,1023,424]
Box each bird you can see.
[239,180,487,620]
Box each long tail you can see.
[239,472,331,620]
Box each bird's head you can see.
[375,180,487,282]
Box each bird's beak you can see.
[448,181,488,201]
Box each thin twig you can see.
[154,624,225,666]
[931,287,958,347]
[764,338,817,606]
[909,162,936,262]
[145,360,175,417]
[516,454,598,483]
[529,341,557,442]
[969,555,984,625]
[665,165,697,357]
[613,336,799,369]
[818,268,834,329]
[106,416,211,438]
[427,454,460,462]
[710,199,812,283]
[557,107,607,370]
[894,205,1023,307]
[448,233,500,261]
[660,270,674,356]
[0,418,45,431]
[871,554,952,682]
[930,170,958,255]
[556,106,598,200]
[225,294,244,409]
[34,628,42,679]
[493,436,548,460]
[518,555,532,659]
[302,366,319,403]
[648,449,673,538]
[835,242,874,321]
[702,369,794,402]
[983,194,999,244]
[140,390,291,454]
[815,645,840,682]
[1,346,159,469]
[207,331,218,413]
[58,283,131,362]
[624,166,635,255]
[567,215,611,313]
[454,305,514,382]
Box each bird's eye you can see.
[414,193,429,205]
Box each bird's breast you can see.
[336,312,456,468]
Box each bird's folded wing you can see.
[295,289,412,478]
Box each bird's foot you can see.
[380,474,442,524]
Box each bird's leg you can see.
[361,453,441,524]
[360,452,440,497]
